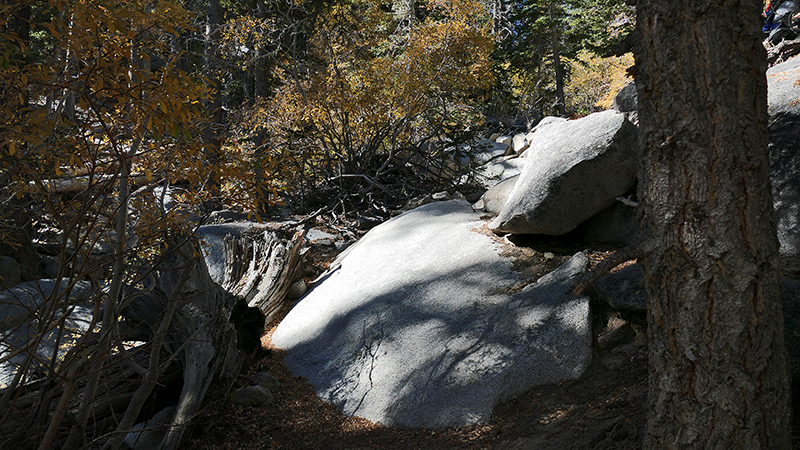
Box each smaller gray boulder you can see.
[490,110,639,235]
[595,265,800,378]
[613,82,638,113]
[598,267,800,378]
[594,264,647,313]
[475,175,519,215]
[230,385,275,406]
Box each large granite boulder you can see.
[271,200,592,428]
[767,56,800,266]
[490,110,639,235]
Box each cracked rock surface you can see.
[271,200,592,428]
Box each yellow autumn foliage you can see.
[0,0,272,243]
[565,51,634,115]
[231,0,495,192]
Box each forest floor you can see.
[181,219,800,450]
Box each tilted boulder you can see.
[490,110,639,235]
[272,200,592,428]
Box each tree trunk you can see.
[254,0,270,99]
[634,1,792,448]
[222,229,306,326]
[549,4,565,116]
[202,0,224,200]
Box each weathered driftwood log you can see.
[221,228,307,326]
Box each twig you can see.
[615,196,639,207]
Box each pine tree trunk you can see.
[634,0,792,448]
[549,4,565,116]
[202,0,224,199]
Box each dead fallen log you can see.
[28,173,148,194]
[222,228,307,326]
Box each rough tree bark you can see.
[549,4,566,116]
[634,0,792,448]
[202,0,224,199]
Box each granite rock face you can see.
[272,200,592,428]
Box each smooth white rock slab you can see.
[272,200,591,427]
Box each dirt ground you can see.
[181,226,800,450]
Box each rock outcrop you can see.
[272,200,592,428]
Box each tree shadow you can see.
[276,248,591,428]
